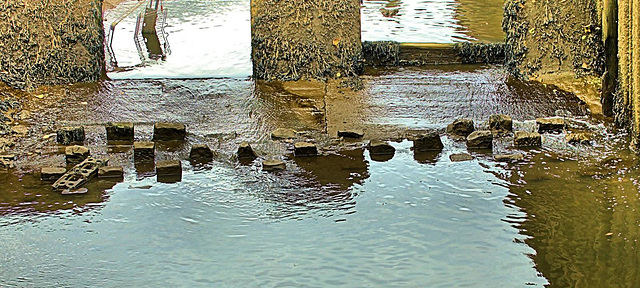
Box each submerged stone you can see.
[237,142,258,160]
[98,166,124,179]
[450,153,474,162]
[566,132,593,145]
[466,130,493,149]
[338,130,365,139]
[262,159,286,172]
[57,126,85,145]
[368,140,396,155]
[106,122,134,142]
[271,128,297,140]
[65,145,90,165]
[41,167,66,181]
[489,114,513,134]
[447,118,475,139]
[61,188,89,195]
[294,142,318,157]
[494,153,525,162]
[153,123,186,141]
[134,141,155,162]
[514,131,542,147]
[412,131,444,152]
[190,144,214,162]
[156,160,182,176]
[537,117,565,133]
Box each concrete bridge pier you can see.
[250,0,364,82]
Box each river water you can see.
[1,0,639,287]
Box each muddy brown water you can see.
[1,0,639,287]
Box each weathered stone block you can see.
[489,114,513,134]
[537,117,565,133]
[153,123,186,141]
[294,142,318,157]
[237,142,258,159]
[338,130,365,139]
[156,160,182,176]
[98,166,124,179]
[41,167,66,181]
[53,157,109,191]
[57,126,85,145]
[450,153,474,162]
[368,140,396,155]
[65,145,90,165]
[271,128,296,140]
[447,118,475,139]
[134,141,155,162]
[263,159,286,171]
[106,122,134,142]
[466,130,493,149]
[412,132,444,152]
[514,131,542,147]
[566,132,593,145]
[190,144,214,162]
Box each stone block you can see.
[98,166,124,179]
[489,114,513,134]
[106,122,134,142]
[156,160,182,176]
[537,117,565,133]
[190,144,214,162]
[41,167,66,181]
[294,142,318,157]
[271,128,296,140]
[237,142,257,159]
[134,141,155,162]
[338,130,364,139]
[450,153,474,162]
[263,159,286,171]
[153,123,186,141]
[65,145,90,165]
[368,140,396,155]
[447,118,475,139]
[466,130,493,149]
[412,132,444,152]
[566,132,593,145]
[514,131,542,147]
[57,126,85,145]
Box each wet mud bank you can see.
[0,0,104,90]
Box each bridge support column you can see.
[250,0,363,82]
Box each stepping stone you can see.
[189,144,214,162]
[294,142,318,157]
[262,159,286,171]
[337,130,364,139]
[537,117,565,133]
[450,153,474,162]
[65,145,90,165]
[134,141,155,162]
[447,118,475,139]
[514,131,542,147]
[271,128,296,140]
[566,132,592,145]
[237,142,258,160]
[489,114,513,134]
[98,166,124,179]
[153,123,186,141]
[467,130,493,149]
[106,122,134,142]
[368,140,396,155]
[41,167,66,181]
[494,153,525,162]
[156,160,182,176]
[57,126,85,145]
[412,131,444,152]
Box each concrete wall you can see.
[0,0,104,90]
[250,0,363,81]
[616,0,640,150]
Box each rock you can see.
[566,132,593,145]
[466,130,493,149]
[57,126,85,145]
[0,137,14,152]
[61,188,89,195]
[294,142,318,157]
[537,117,565,133]
[98,166,124,179]
[450,153,474,162]
[53,157,109,191]
[412,131,444,152]
[65,145,90,165]
[263,159,286,171]
[514,131,542,147]
[153,122,186,141]
[368,140,396,155]
[106,122,134,142]
[190,144,214,162]
[489,114,513,134]
[338,130,365,139]
[271,128,297,140]
[0,157,14,169]
[237,142,258,159]
[134,141,155,162]
[41,167,66,181]
[494,153,525,162]
[156,160,182,176]
[447,118,475,139]
[11,125,28,136]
